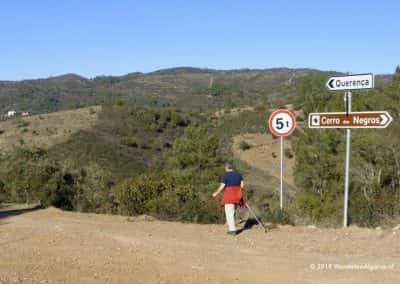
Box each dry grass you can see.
[232,133,296,187]
[0,106,101,153]
[213,106,255,118]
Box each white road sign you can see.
[326,74,374,91]
[268,109,296,137]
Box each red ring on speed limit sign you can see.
[268,109,297,137]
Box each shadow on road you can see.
[0,204,43,220]
[236,218,259,235]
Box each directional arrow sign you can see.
[309,111,393,129]
[326,74,374,91]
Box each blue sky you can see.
[1,0,399,80]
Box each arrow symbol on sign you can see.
[328,79,335,89]
[380,114,388,125]
[380,112,393,126]
[325,74,374,91]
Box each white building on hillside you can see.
[6,110,16,118]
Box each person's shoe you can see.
[227,230,237,236]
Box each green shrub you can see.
[171,112,189,127]
[0,147,111,212]
[112,173,207,222]
[239,141,251,151]
[104,126,228,224]
[113,173,172,215]
[121,137,138,148]
[140,143,151,150]
[297,194,324,223]
[0,179,5,202]
[169,126,222,170]
[265,207,294,225]
[284,148,293,159]
[0,147,71,207]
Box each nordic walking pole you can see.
[245,202,267,233]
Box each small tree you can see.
[170,126,222,171]
[239,141,252,151]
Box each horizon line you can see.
[1,66,395,82]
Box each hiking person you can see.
[212,162,244,235]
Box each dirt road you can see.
[1,205,399,283]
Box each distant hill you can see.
[0,67,332,115]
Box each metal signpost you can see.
[325,73,375,224]
[268,109,296,210]
[310,73,393,227]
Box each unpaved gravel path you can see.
[1,205,399,283]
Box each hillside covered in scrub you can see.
[0,67,399,227]
[0,67,335,116]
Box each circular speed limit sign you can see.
[268,109,296,137]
